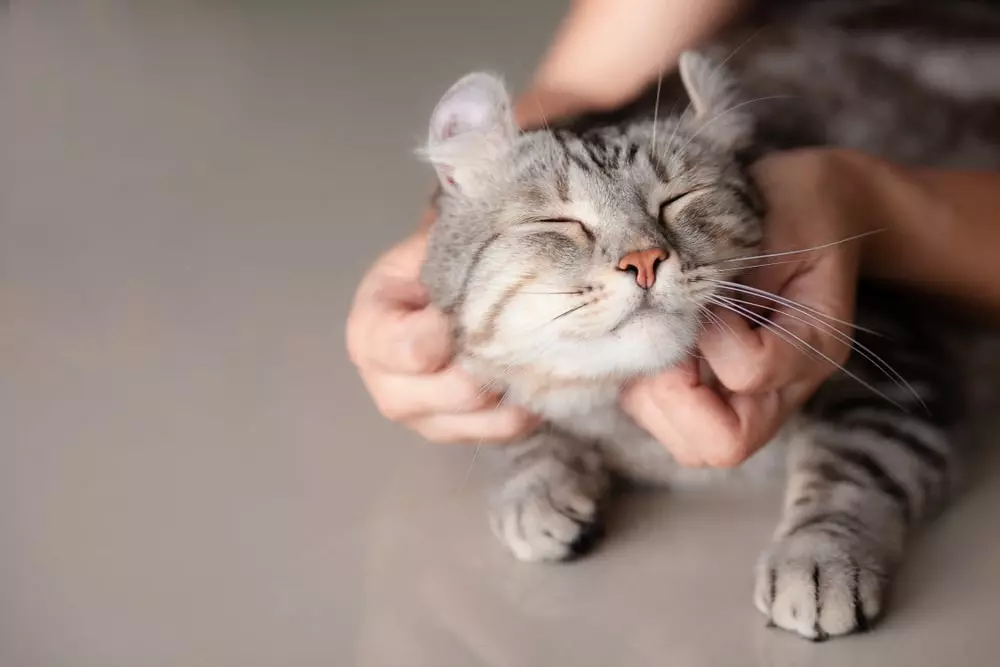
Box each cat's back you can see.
[715,0,1000,167]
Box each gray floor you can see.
[5,2,1000,666]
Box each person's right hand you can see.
[346,211,540,444]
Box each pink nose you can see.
[617,248,668,289]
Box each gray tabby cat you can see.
[417,0,1000,641]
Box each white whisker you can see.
[707,279,885,337]
[708,295,903,409]
[697,301,748,355]
[651,57,665,155]
[534,93,551,132]
[703,258,807,273]
[716,294,925,409]
[679,95,797,153]
[719,230,884,263]
[714,26,765,73]
[462,438,483,487]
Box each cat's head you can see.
[419,52,764,383]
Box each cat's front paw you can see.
[755,530,888,641]
[490,469,605,563]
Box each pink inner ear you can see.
[438,165,457,189]
[441,117,459,140]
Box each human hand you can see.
[622,149,872,467]
[345,73,580,446]
[346,209,540,444]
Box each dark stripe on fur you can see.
[648,151,670,182]
[566,149,595,174]
[850,562,870,632]
[626,143,640,165]
[787,510,870,539]
[839,415,949,471]
[555,164,571,202]
[811,565,828,642]
[467,274,534,347]
[582,141,612,176]
[448,232,501,316]
[831,448,912,523]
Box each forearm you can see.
[515,0,748,126]
[846,150,1000,314]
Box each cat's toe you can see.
[755,532,887,640]
[566,521,604,560]
[491,486,602,563]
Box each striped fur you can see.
[418,0,1000,641]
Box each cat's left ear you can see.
[678,51,753,150]
[421,72,517,196]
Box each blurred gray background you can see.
[5,2,1000,666]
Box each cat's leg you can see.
[488,428,610,562]
[754,287,968,640]
[755,408,959,640]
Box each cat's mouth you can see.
[608,299,684,335]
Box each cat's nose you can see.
[617,248,669,289]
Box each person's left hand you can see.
[621,149,872,467]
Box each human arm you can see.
[859,154,1000,314]
[515,0,749,126]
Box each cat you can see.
[417,0,1000,641]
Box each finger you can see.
[620,362,726,467]
[621,359,705,468]
[621,379,703,467]
[702,265,853,395]
[411,407,542,445]
[348,296,453,374]
[623,363,781,468]
[363,300,454,374]
[699,305,815,394]
[347,230,455,374]
[373,228,432,282]
[363,365,500,422]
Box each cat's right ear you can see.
[678,51,753,150]
[420,72,516,196]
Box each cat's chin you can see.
[521,311,697,381]
[605,308,698,374]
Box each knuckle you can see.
[403,328,449,374]
[725,359,770,393]
[395,335,423,372]
[414,421,448,443]
[493,411,536,442]
[413,416,472,445]
[452,380,491,410]
[344,317,367,368]
[429,430,467,445]
[372,393,408,422]
[706,441,750,469]
[830,342,851,366]
[670,449,704,469]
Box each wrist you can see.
[820,149,939,282]
[815,148,883,233]
[797,148,888,262]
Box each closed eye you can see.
[658,186,712,217]
[528,217,595,241]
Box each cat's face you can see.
[421,54,764,383]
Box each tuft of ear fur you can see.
[419,72,517,196]
[678,51,753,150]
